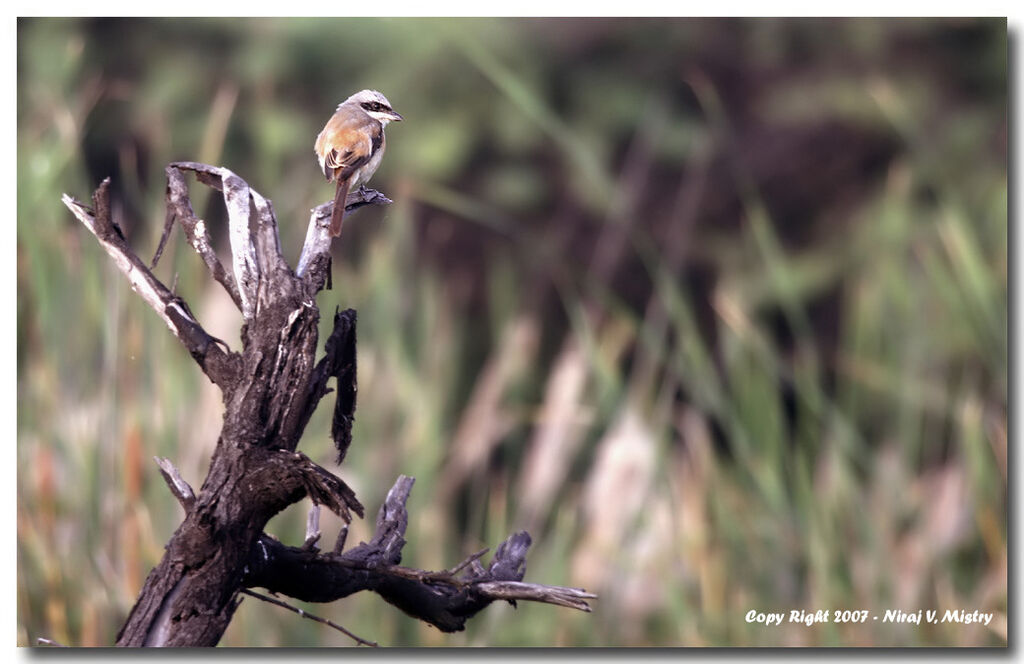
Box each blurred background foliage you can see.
[16,18,1006,647]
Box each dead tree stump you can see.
[61,162,594,647]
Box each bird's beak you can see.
[389,110,404,122]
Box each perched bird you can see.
[314,90,403,236]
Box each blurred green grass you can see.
[16,18,1006,647]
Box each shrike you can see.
[315,90,403,236]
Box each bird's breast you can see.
[351,132,386,188]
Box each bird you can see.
[314,90,403,237]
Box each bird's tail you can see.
[330,179,351,237]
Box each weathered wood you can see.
[158,164,243,310]
[243,476,596,633]
[62,180,239,391]
[63,164,594,647]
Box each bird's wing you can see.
[315,112,383,182]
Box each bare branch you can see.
[296,187,392,288]
[303,504,321,551]
[61,181,239,389]
[302,308,358,464]
[449,548,490,578]
[333,523,349,555]
[273,450,364,522]
[345,474,413,566]
[473,581,597,612]
[242,476,597,633]
[168,162,259,319]
[161,164,243,310]
[36,638,67,647]
[240,589,377,647]
[282,308,357,461]
[250,189,286,274]
[154,456,196,511]
[249,189,295,315]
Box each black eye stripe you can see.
[360,101,388,112]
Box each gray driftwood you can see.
[61,163,594,647]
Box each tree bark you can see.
[62,163,594,647]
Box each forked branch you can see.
[66,164,594,647]
[242,476,596,633]
[61,180,239,390]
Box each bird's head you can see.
[343,89,403,125]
